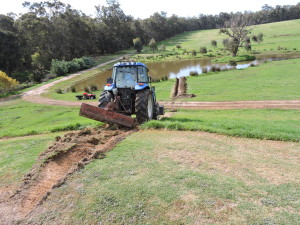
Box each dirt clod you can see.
[0,127,136,224]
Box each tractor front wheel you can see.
[135,89,154,124]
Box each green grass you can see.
[41,63,113,101]
[156,19,300,54]
[154,58,300,101]
[0,134,60,189]
[24,131,300,224]
[142,109,300,142]
[0,100,101,138]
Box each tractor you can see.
[80,61,164,128]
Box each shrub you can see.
[202,67,208,73]
[90,85,98,91]
[71,86,76,93]
[211,40,217,48]
[55,88,63,94]
[229,60,237,66]
[176,44,182,49]
[67,60,80,73]
[82,57,95,69]
[0,71,19,96]
[42,73,57,82]
[199,47,207,54]
[190,71,198,76]
[84,87,90,92]
[51,59,68,76]
[191,50,197,56]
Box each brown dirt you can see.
[0,126,136,224]
[20,94,300,110]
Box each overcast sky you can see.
[1,0,299,18]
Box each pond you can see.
[71,52,300,92]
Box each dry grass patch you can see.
[155,131,300,185]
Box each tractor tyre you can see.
[153,102,159,120]
[98,91,113,108]
[135,89,154,124]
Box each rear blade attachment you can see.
[79,103,135,128]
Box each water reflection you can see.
[72,52,300,92]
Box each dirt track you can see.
[22,94,300,110]
[0,127,135,224]
[1,56,299,109]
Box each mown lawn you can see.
[0,100,100,138]
[24,130,300,224]
[154,58,300,101]
[143,109,300,142]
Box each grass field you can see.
[154,58,300,101]
[0,134,61,190]
[23,131,300,224]
[0,100,100,138]
[143,109,300,142]
[0,19,299,224]
[145,19,300,55]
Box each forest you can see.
[1,0,300,82]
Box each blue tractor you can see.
[80,61,164,128]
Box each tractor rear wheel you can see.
[98,91,113,108]
[135,89,154,124]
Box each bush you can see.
[0,71,19,96]
[229,60,237,66]
[190,71,198,76]
[199,47,207,54]
[90,85,98,91]
[191,50,197,56]
[176,44,182,49]
[51,59,69,76]
[202,67,208,73]
[50,57,95,76]
[42,73,57,82]
[55,88,63,94]
[82,57,95,69]
[67,60,80,73]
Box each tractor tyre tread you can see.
[135,89,150,124]
[98,91,113,108]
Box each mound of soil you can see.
[0,126,135,224]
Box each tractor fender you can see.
[104,83,116,91]
[135,83,149,91]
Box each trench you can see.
[0,127,136,224]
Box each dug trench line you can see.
[0,127,136,224]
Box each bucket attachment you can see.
[80,103,136,128]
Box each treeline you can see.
[1,0,300,83]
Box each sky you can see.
[1,0,299,18]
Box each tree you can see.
[30,52,47,82]
[0,15,21,74]
[133,37,143,52]
[210,40,217,48]
[159,44,166,52]
[149,38,157,53]
[219,14,253,57]
[0,71,19,96]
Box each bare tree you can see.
[219,14,253,57]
